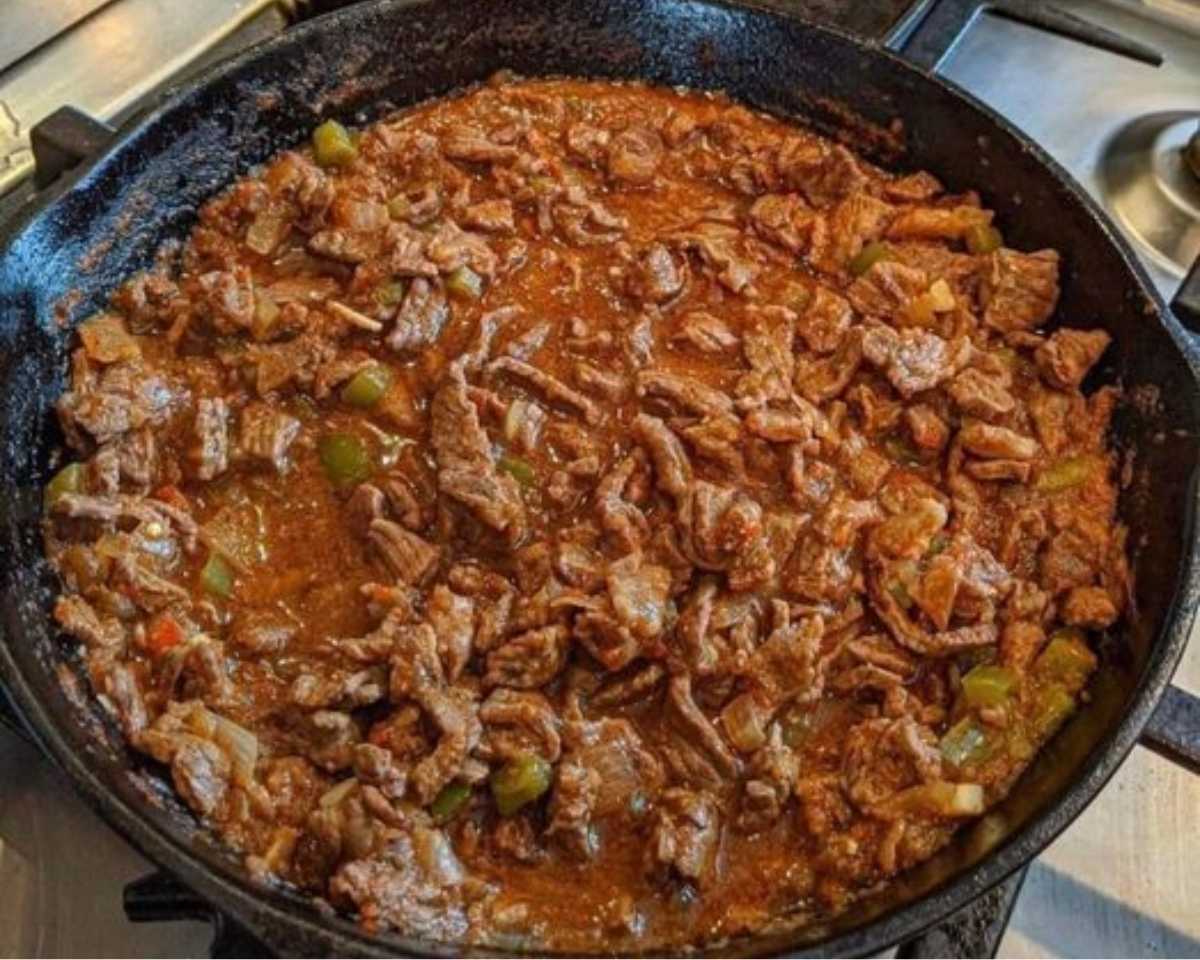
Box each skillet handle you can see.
[29,106,117,190]
[884,0,1162,71]
[1140,684,1200,775]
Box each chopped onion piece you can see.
[210,711,260,785]
[260,826,300,873]
[720,692,768,753]
[320,776,359,808]
[927,279,956,312]
[411,825,465,885]
[890,781,985,818]
[503,398,534,442]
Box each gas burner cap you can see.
[1098,110,1200,278]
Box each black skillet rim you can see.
[1,0,1198,955]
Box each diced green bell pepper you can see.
[312,120,357,168]
[200,552,234,599]
[374,279,408,308]
[341,365,393,409]
[1036,455,1100,493]
[964,223,1003,255]
[1035,630,1097,690]
[45,462,85,510]
[318,433,372,489]
[848,241,892,277]
[430,781,472,824]
[498,455,536,487]
[1031,684,1077,740]
[940,717,990,768]
[962,664,1019,709]
[445,265,483,300]
[490,753,552,816]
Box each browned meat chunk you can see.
[1060,585,1119,628]
[410,685,482,804]
[427,584,475,681]
[330,827,479,940]
[461,199,516,234]
[197,267,256,332]
[636,369,734,419]
[546,760,600,859]
[669,222,760,294]
[607,125,663,184]
[633,414,693,499]
[738,306,796,405]
[244,333,337,396]
[679,482,764,571]
[796,327,864,403]
[846,260,928,319]
[172,737,231,816]
[566,123,610,165]
[308,228,376,264]
[489,356,601,424]
[267,150,333,227]
[958,421,1039,460]
[748,193,812,253]
[238,403,301,472]
[595,451,650,552]
[553,185,629,244]
[668,674,740,778]
[191,398,229,480]
[230,611,296,656]
[884,171,943,202]
[627,242,686,305]
[809,192,895,275]
[54,594,124,648]
[57,359,181,446]
[606,553,672,640]
[777,139,867,206]
[1034,328,1111,389]
[842,716,943,811]
[368,519,440,585]
[430,368,527,546]
[861,326,970,398]
[885,205,992,241]
[386,277,449,354]
[738,727,800,832]
[981,248,1060,331]
[442,128,518,163]
[484,624,569,689]
[746,408,814,442]
[50,492,198,552]
[574,361,627,402]
[946,367,1016,420]
[671,311,739,354]
[649,789,720,887]
[965,458,1032,483]
[480,688,562,763]
[906,404,949,451]
[797,286,852,354]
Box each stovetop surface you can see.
[1,1,1198,957]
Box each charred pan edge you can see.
[1,0,1199,957]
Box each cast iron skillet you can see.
[1,0,1198,955]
